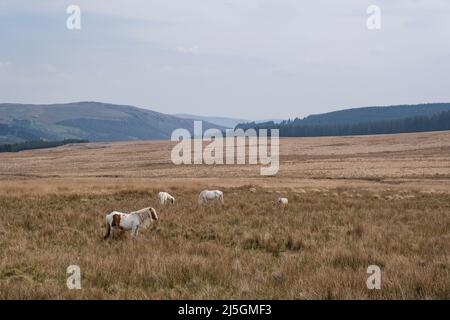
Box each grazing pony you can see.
[104,207,158,239]
[158,192,175,205]
[198,190,224,204]
[277,197,288,205]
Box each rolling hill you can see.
[0,102,224,144]
[2,102,450,144]
[298,103,450,126]
[237,103,450,137]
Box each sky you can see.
[0,0,449,119]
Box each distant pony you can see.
[198,190,224,204]
[158,192,175,205]
[277,197,288,205]
[104,207,158,239]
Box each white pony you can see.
[104,207,158,239]
[158,191,175,205]
[198,190,224,204]
[277,197,288,205]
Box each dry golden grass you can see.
[0,131,449,299]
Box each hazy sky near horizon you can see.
[1,0,450,119]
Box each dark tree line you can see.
[236,110,450,137]
[0,139,88,153]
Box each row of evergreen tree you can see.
[0,139,88,153]
[236,110,450,137]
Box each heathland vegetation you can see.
[0,131,449,299]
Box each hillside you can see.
[0,102,224,144]
[237,103,450,137]
[299,103,450,126]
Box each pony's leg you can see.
[104,223,111,240]
[132,225,139,237]
[109,226,114,239]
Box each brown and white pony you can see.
[104,207,158,239]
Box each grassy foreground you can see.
[0,186,448,299]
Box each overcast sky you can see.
[1,0,449,119]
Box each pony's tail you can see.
[103,222,111,240]
[220,193,224,203]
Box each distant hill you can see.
[299,103,450,126]
[237,103,450,137]
[0,102,224,144]
[3,102,449,144]
[174,113,249,129]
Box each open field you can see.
[0,131,449,299]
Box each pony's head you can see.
[149,207,159,221]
